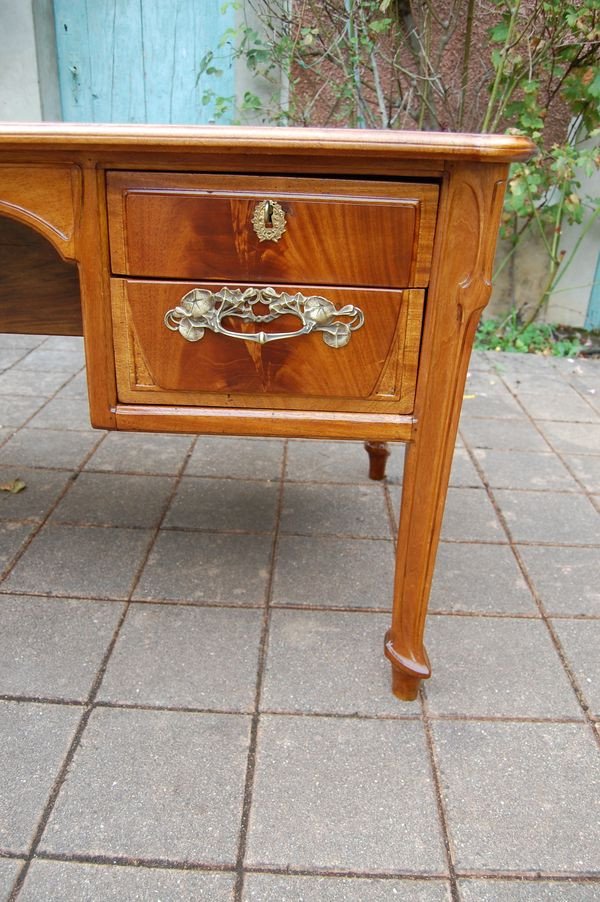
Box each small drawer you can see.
[107,173,438,288]
[111,279,425,414]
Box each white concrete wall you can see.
[489,156,600,328]
[0,0,42,120]
[233,0,284,125]
[545,161,600,327]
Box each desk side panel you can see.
[0,163,80,260]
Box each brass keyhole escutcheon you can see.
[252,199,286,242]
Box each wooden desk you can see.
[0,124,534,700]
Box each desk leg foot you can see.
[390,666,421,701]
[384,629,430,702]
[364,441,390,480]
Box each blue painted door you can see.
[53,0,234,124]
[585,249,600,329]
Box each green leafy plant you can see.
[498,134,600,327]
[200,0,600,332]
[486,0,600,326]
[475,309,582,356]
[197,10,272,123]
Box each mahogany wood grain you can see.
[0,217,82,335]
[107,173,438,288]
[111,279,424,414]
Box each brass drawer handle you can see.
[164,286,364,348]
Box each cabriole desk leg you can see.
[385,400,466,700]
[383,161,508,701]
[384,435,438,700]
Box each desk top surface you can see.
[0,123,534,164]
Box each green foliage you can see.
[486,0,600,327]
[198,0,600,326]
[475,311,582,356]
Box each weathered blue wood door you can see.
[585,250,600,329]
[53,0,234,123]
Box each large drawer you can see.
[107,173,439,288]
[111,279,425,414]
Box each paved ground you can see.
[0,333,599,902]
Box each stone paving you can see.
[0,333,599,901]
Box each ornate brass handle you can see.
[164,286,364,348]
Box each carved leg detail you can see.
[364,440,390,480]
[385,628,430,700]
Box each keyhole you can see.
[264,200,273,229]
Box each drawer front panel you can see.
[107,173,438,288]
[111,279,424,414]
